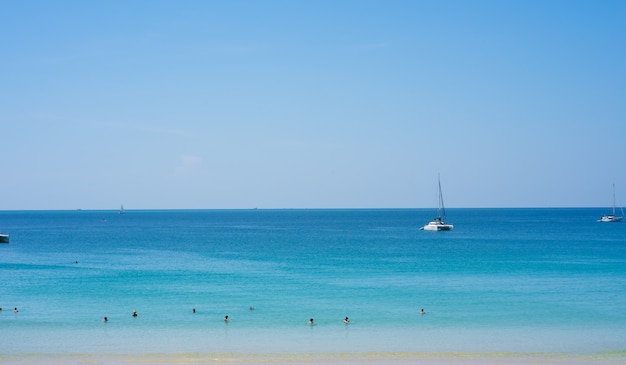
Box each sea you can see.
[1,208,625,360]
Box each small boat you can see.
[421,174,454,231]
[119,204,125,214]
[598,184,624,222]
[0,233,9,244]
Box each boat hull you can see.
[0,234,9,244]
[598,215,623,223]
[422,222,454,231]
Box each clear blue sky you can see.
[1,0,625,210]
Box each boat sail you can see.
[598,184,623,222]
[421,174,454,231]
[119,204,125,214]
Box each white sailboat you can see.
[598,184,623,222]
[421,174,454,231]
[119,204,125,214]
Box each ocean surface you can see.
[1,209,625,358]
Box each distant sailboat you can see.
[421,174,454,231]
[119,204,125,214]
[598,184,623,222]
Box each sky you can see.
[1,0,625,210]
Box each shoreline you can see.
[2,352,625,365]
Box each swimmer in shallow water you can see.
[343,316,349,324]
[308,318,314,325]
[103,316,108,323]
[420,308,425,315]
[132,310,138,317]
[224,315,229,322]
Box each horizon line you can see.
[0,206,613,212]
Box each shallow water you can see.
[1,209,625,356]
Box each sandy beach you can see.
[2,352,625,365]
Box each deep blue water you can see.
[1,209,625,355]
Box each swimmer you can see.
[249,306,255,311]
[193,308,196,313]
[13,307,18,313]
[420,308,425,315]
[103,316,108,323]
[132,310,138,317]
[224,315,229,322]
[308,318,314,325]
[343,316,349,324]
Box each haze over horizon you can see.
[2,0,625,210]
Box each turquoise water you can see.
[1,209,625,356]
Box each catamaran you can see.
[598,184,623,222]
[421,174,454,231]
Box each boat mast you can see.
[438,173,446,221]
[612,183,616,216]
